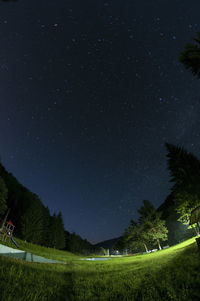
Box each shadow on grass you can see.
[0,255,75,301]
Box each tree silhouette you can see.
[180,32,200,78]
[124,219,150,252]
[0,177,7,218]
[166,143,200,231]
[138,200,168,250]
[165,143,200,192]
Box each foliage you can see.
[138,200,168,249]
[165,143,200,192]
[144,213,168,249]
[0,177,7,218]
[20,194,44,244]
[138,200,155,223]
[114,236,127,252]
[48,212,66,249]
[174,191,200,225]
[124,219,150,252]
[95,247,107,255]
[121,201,168,252]
[41,206,51,246]
[165,143,200,238]
[65,231,92,254]
[180,32,200,78]
[0,161,91,253]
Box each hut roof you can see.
[7,220,15,227]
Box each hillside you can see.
[0,236,79,262]
[93,237,121,250]
[0,161,92,254]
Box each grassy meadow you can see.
[0,237,199,301]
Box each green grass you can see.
[0,237,200,301]
[0,237,79,261]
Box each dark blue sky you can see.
[0,0,200,243]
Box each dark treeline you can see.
[0,161,92,254]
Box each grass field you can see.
[0,237,199,301]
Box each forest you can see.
[0,161,92,254]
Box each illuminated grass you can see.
[0,237,199,301]
[0,237,79,261]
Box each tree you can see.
[0,177,7,219]
[48,212,65,249]
[158,193,194,245]
[96,247,106,256]
[144,213,168,250]
[166,143,200,234]
[67,232,82,253]
[20,194,44,244]
[138,200,155,224]
[55,212,66,249]
[138,200,168,250]
[114,237,127,253]
[165,143,200,192]
[41,206,51,246]
[66,231,91,254]
[48,214,58,248]
[180,32,200,79]
[174,191,200,225]
[124,220,150,252]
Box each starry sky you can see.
[0,0,200,243]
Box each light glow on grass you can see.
[0,237,199,301]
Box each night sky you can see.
[1,0,200,243]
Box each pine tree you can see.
[48,212,65,249]
[67,232,81,253]
[165,143,200,191]
[138,200,155,223]
[41,206,51,246]
[166,143,200,230]
[180,32,200,79]
[55,212,65,249]
[48,214,57,248]
[0,177,7,218]
[21,194,44,244]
